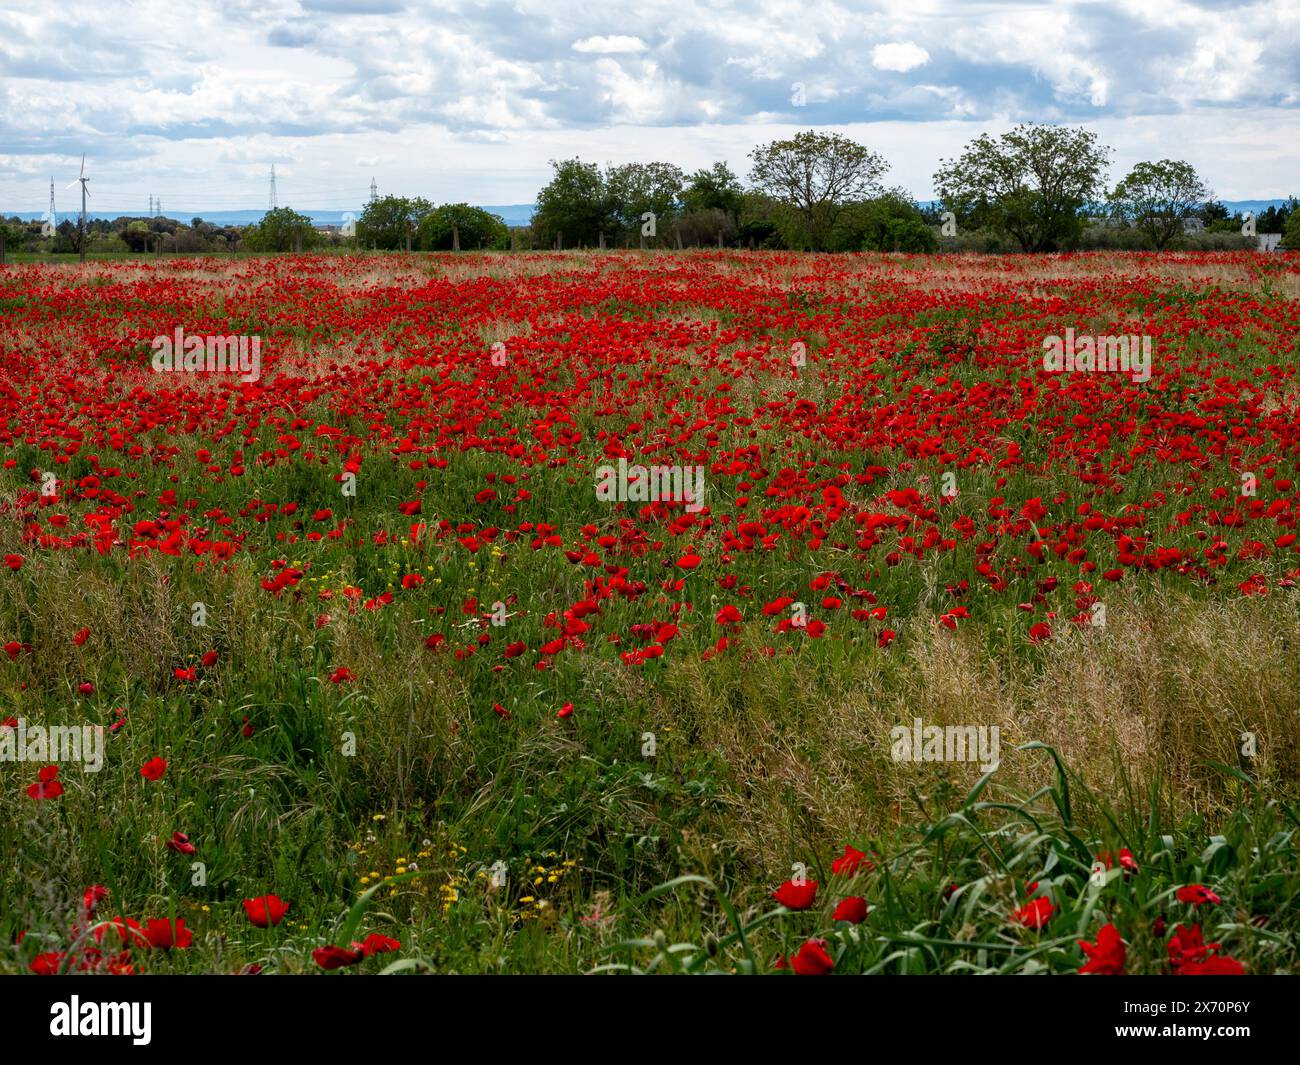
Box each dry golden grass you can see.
[623,586,1300,879]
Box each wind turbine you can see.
[66,155,90,262]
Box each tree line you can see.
[523,127,1297,252]
[2,125,1296,256]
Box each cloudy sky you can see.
[1,0,1297,214]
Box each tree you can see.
[682,162,744,218]
[1109,160,1210,249]
[748,131,888,250]
[676,208,737,248]
[356,195,433,250]
[0,220,33,254]
[1199,200,1230,225]
[934,124,1112,252]
[51,219,79,254]
[243,207,318,252]
[532,159,612,249]
[677,163,745,248]
[122,219,156,253]
[1285,209,1300,248]
[417,203,509,250]
[842,190,937,253]
[604,162,685,247]
[1258,196,1297,234]
[735,190,786,249]
[1207,210,1245,234]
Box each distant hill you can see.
[1,205,538,226]
[1217,200,1294,217]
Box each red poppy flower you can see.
[30,952,65,975]
[313,944,364,970]
[166,831,196,855]
[242,894,290,928]
[27,764,64,799]
[94,916,149,948]
[358,933,401,956]
[73,627,91,646]
[1012,896,1054,930]
[556,702,574,719]
[832,896,869,924]
[329,667,354,684]
[1078,923,1126,975]
[3,554,23,570]
[789,938,834,975]
[492,701,510,720]
[201,650,219,667]
[830,844,872,875]
[771,879,819,910]
[1177,956,1245,975]
[1175,884,1221,907]
[144,918,192,949]
[1167,923,1218,971]
[140,757,167,781]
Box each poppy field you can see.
[3,248,1300,976]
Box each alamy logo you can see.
[0,718,103,771]
[151,327,261,383]
[595,457,704,513]
[50,997,151,1045]
[1042,328,1152,383]
[890,718,1000,773]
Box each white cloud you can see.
[0,1,1296,211]
[871,42,930,73]
[572,35,647,55]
